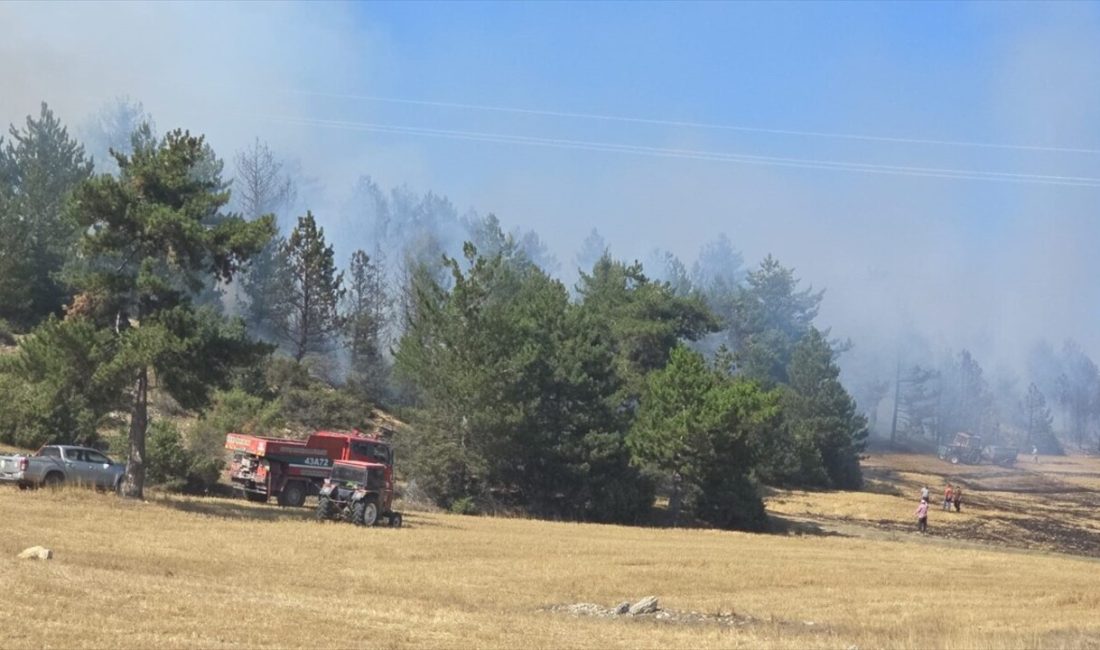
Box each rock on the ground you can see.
[18,546,52,560]
[565,603,606,617]
[629,596,659,615]
[614,601,631,615]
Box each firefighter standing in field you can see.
[953,485,963,512]
[915,498,929,534]
[943,484,954,511]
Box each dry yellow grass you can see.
[768,452,1100,558]
[2,451,1100,650]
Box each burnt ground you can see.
[797,460,1100,560]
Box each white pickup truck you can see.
[0,445,125,490]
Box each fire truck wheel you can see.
[950,455,960,465]
[390,513,403,528]
[278,481,307,508]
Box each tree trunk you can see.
[669,472,682,527]
[122,366,148,499]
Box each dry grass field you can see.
[2,452,1099,649]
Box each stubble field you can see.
[2,452,1099,649]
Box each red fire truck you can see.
[225,430,393,507]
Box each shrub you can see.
[0,317,120,448]
[280,386,368,430]
[263,357,371,430]
[449,496,480,516]
[147,420,222,494]
[194,388,282,449]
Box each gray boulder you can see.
[629,596,659,615]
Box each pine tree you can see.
[0,103,94,328]
[233,138,296,221]
[81,96,155,175]
[395,242,653,522]
[275,212,346,362]
[240,234,290,344]
[574,228,608,272]
[69,128,274,498]
[1024,382,1059,452]
[731,255,823,385]
[576,255,716,403]
[629,345,779,528]
[344,249,389,403]
[782,328,867,489]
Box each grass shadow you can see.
[765,513,850,539]
[154,495,315,523]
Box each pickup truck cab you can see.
[0,445,125,491]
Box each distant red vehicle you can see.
[225,431,393,507]
[316,459,402,527]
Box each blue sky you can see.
[3,1,1100,374]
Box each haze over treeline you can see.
[2,3,1100,518]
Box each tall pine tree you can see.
[345,248,389,403]
[0,103,93,328]
[782,328,867,489]
[275,212,345,362]
[69,128,274,498]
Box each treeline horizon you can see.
[0,99,1096,528]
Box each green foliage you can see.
[240,235,291,344]
[629,345,780,529]
[448,496,480,516]
[0,317,123,448]
[0,103,93,328]
[576,255,716,402]
[344,248,389,404]
[264,357,370,430]
[728,255,823,385]
[146,420,221,494]
[779,329,867,489]
[0,319,15,346]
[395,243,654,523]
[273,212,345,361]
[68,127,276,498]
[193,387,282,463]
[199,388,283,436]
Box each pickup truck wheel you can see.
[389,513,403,528]
[277,481,307,508]
[352,499,379,527]
[316,496,336,521]
[43,472,64,488]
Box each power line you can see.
[282,90,1100,156]
[257,113,1100,188]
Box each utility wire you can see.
[258,114,1100,188]
[283,90,1100,156]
